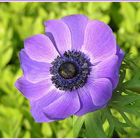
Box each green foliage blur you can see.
[0,2,140,138]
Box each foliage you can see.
[0,2,140,138]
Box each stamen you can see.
[50,50,91,91]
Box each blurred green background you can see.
[0,2,140,138]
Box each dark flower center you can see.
[59,62,78,79]
[50,50,91,91]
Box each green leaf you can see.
[125,72,140,93]
[23,131,31,138]
[73,116,84,137]
[136,9,140,24]
[42,123,52,137]
[0,105,22,137]
[121,3,136,33]
[102,108,115,137]
[0,47,13,69]
[119,111,137,129]
[84,111,106,138]
[111,93,140,107]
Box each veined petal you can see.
[43,90,80,120]
[24,34,58,63]
[19,50,51,83]
[62,14,88,51]
[15,77,52,101]
[44,20,71,54]
[82,20,117,64]
[92,55,119,89]
[30,89,64,122]
[87,78,112,106]
[75,87,99,116]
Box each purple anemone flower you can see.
[15,14,124,122]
